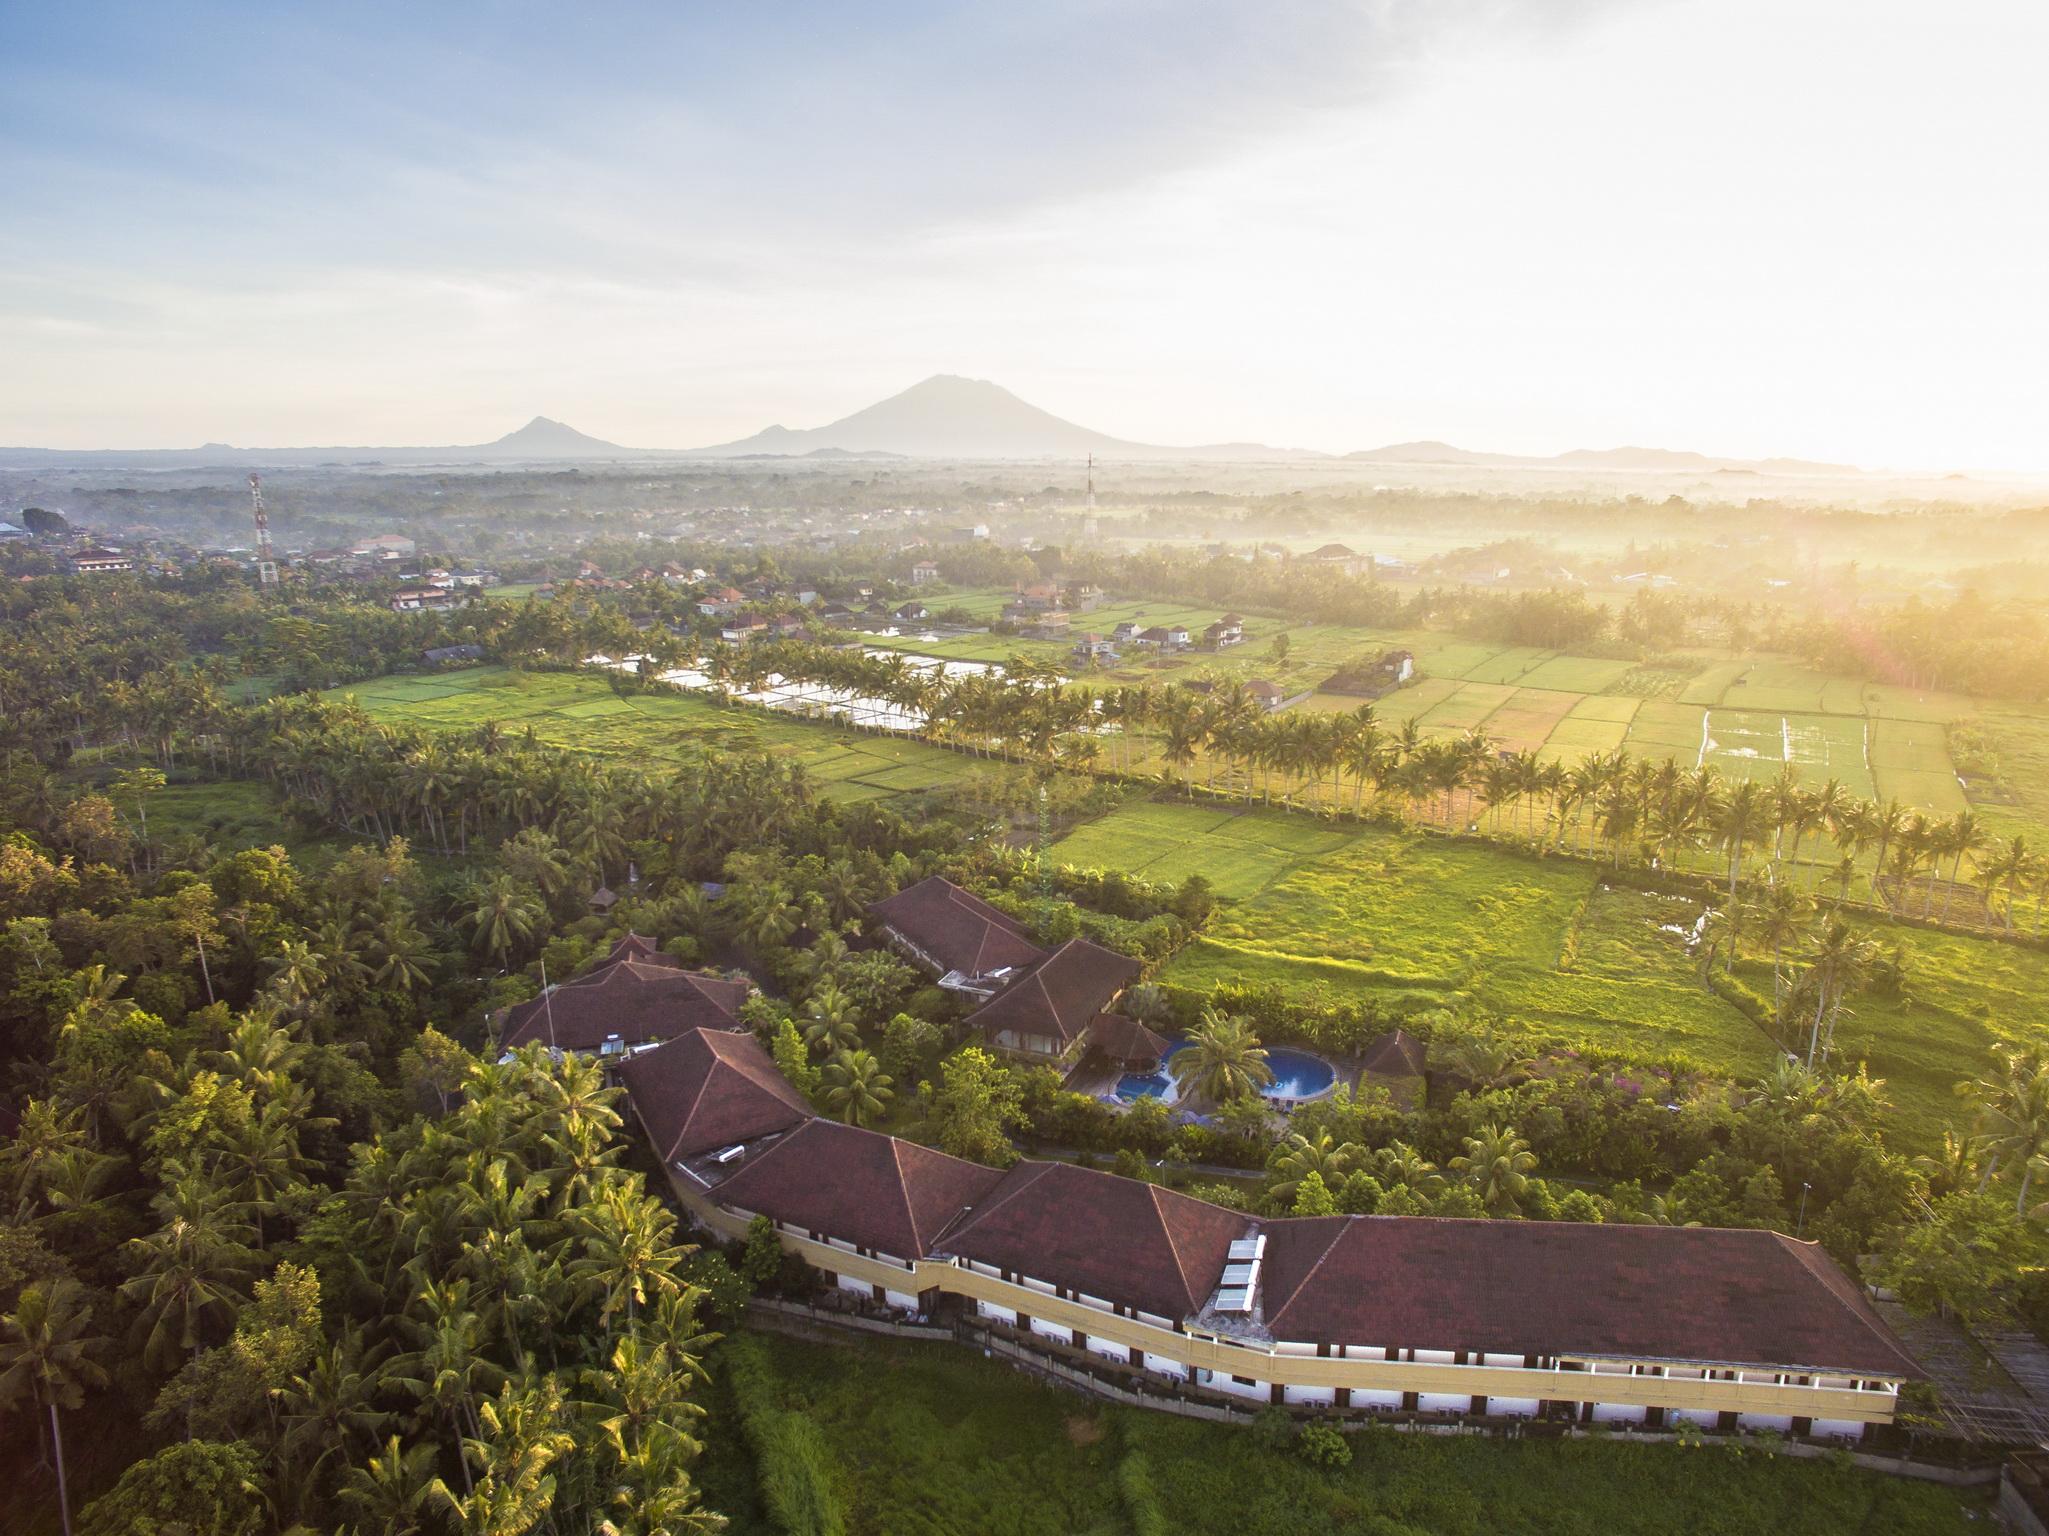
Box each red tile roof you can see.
[606,932,682,969]
[499,958,749,1052]
[1256,1216,1919,1377]
[937,1160,1244,1321]
[967,938,1142,1050]
[711,1120,1006,1264]
[868,876,1043,979]
[621,1028,813,1163]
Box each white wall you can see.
[835,1273,869,1296]
[1030,1318,1073,1346]
[1809,1418,1867,1440]
[1283,1384,1337,1406]
[1203,1371,1270,1402]
[1143,1352,1189,1380]
[1486,1397,1541,1418]
[1416,1392,1470,1414]
[1666,1407,1719,1428]
[884,1288,920,1311]
[1737,1412,1794,1433]
[1352,1389,1403,1410]
[978,1300,1017,1325]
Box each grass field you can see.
[698,1331,1983,1536]
[330,667,989,803]
[1056,796,2049,1148]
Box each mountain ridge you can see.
[0,376,1864,473]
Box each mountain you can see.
[480,416,628,457]
[1345,440,1861,476]
[687,375,1324,461]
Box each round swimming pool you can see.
[1114,1044,1337,1108]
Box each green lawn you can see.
[329,666,990,804]
[701,1330,1984,1536]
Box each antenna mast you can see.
[249,474,279,586]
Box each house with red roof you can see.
[496,933,751,1061]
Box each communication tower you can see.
[249,473,279,585]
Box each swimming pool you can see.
[1114,1044,1338,1108]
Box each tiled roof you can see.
[1255,1216,1920,1378]
[499,957,749,1052]
[868,877,1044,979]
[936,1161,1244,1321]
[967,938,1141,1049]
[1086,1013,1168,1063]
[712,1120,1006,1263]
[1358,1029,1426,1078]
[621,1028,813,1162]
[606,932,682,969]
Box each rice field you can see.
[1055,795,2049,1148]
[329,667,989,803]
[892,587,1997,827]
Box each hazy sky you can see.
[4,1,2045,467]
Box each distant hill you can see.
[1345,440,1860,476]
[481,416,629,457]
[686,375,1325,461]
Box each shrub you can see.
[1297,1421,1353,1470]
[722,1334,848,1536]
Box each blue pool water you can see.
[1115,1044,1337,1106]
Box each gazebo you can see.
[1086,1013,1170,1074]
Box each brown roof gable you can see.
[712,1120,1006,1263]
[868,876,1044,979]
[967,938,1142,1049]
[1086,1013,1168,1063]
[936,1160,1244,1321]
[606,932,683,969]
[500,959,749,1052]
[1256,1216,1920,1378]
[1358,1029,1426,1079]
[621,1028,813,1163]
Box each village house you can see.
[630,1037,1920,1440]
[697,587,747,617]
[69,546,135,575]
[1111,620,1142,643]
[497,933,751,1064]
[1021,608,1071,640]
[1245,679,1311,713]
[893,600,931,623]
[389,585,455,613]
[910,560,941,584]
[1070,583,1107,611]
[350,532,417,559]
[1072,633,1119,666]
[1205,614,1246,649]
[1305,542,1369,576]
[1135,623,1191,652]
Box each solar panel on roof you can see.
[1214,1288,1252,1313]
[1221,1262,1258,1287]
[1228,1237,1262,1261]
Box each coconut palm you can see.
[1268,1127,1363,1203]
[1371,1141,1445,1197]
[340,1435,440,1536]
[800,982,861,1058]
[1965,1049,2049,1211]
[1169,1009,1273,1105]
[1450,1124,1538,1215]
[0,1277,109,1536]
[118,1178,260,1371]
[821,1049,895,1128]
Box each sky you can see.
[3,0,2045,468]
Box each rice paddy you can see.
[328,666,990,803]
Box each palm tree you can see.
[1268,1128,1362,1203]
[0,1277,109,1536]
[570,1186,691,1336]
[1799,916,1881,1069]
[1966,1049,2049,1211]
[462,876,545,967]
[340,1435,440,1536]
[119,1179,259,1371]
[1717,779,1769,900]
[1450,1124,1538,1215]
[431,1379,577,1536]
[1937,810,1989,921]
[821,1049,895,1127]
[1169,1009,1273,1105]
[800,982,861,1058]
[1371,1141,1444,1197]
